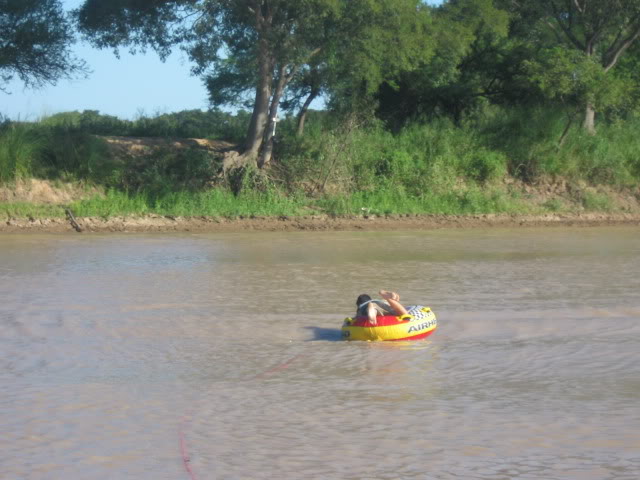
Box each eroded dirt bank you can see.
[2,212,639,234]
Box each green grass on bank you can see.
[1,202,67,220]
[69,188,310,218]
[1,106,639,221]
[3,183,613,221]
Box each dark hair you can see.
[356,294,371,307]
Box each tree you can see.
[200,0,342,167]
[0,0,85,92]
[506,0,640,133]
[77,0,431,168]
[202,0,433,164]
[376,0,513,125]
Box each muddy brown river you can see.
[1,228,639,480]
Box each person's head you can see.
[356,294,371,308]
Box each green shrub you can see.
[478,105,640,186]
[39,127,114,181]
[466,149,508,183]
[118,148,222,196]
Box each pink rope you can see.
[253,353,304,380]
[180,415,199,480]
[179,353,303,479]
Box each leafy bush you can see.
[118,148,222,196]
[38,126,114,181]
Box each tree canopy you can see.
[375,0,640,133]
[0,0,86,91]
[504,0,640,132]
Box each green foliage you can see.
[525,48,633,111]
[1,0,86,89]
[7,1,640,222]
[0,123,42,182]
[117,147,221,197]
[553,122,640,186]
[479,105,640,185]
[0,202,65,220]
[503,0,640,130]
[0,121,117,184]
[40,126,114,181]
[578,190,614,212]
[275,115,510,198]
[70,189,152,218]
[314,184,529,216]
[69,187,307,219]
[376,0,519,125]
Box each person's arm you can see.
[366,302,378,325]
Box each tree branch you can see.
[573,0,584,14]
[604,24,640,72]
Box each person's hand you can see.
[379,290,399,301]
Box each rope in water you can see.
[179,353,304,480]
[179,416,199,480]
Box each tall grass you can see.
[0,202,66,220]
[0,122,115,183]
[0,124,44,182]
[69,187,309,218]
[275,116,510,197]
[275,106,640,198]
[477,106,640,185]
[315,184,532,216]
[64,185,532,219]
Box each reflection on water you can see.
[1,228,639,479]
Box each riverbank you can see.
[2,212,639,234]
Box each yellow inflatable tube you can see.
[341,307,437,341]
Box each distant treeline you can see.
[38,109,252,144]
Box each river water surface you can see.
[1,227,639,480]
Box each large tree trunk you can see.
[296,87,319,137]
[583,102,596,135]
[258,64,293,168]
[243,3,275,162]
[243,36,272,161]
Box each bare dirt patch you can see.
[101,136,237,158]
[0,179,101,205]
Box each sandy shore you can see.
[2,212,640,234]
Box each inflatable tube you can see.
[341,307,437,341]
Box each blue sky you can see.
[2,0,442,121]
[2,0,208,120]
